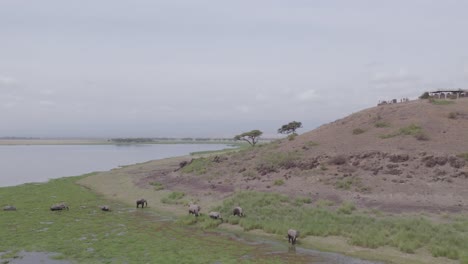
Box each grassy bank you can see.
[192,192,467,264]
[0,176,300,264]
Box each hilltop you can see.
[141,98,468,213]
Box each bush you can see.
[337,202,356,214]
[328,155,347,165]
[429,99,455,105]
[315,199,334,207]
[150,182,164,191]
[414,131,429,141]
[352,128,365,135]
[448,112,458,119]
[180,158,210,175]
[161,191,186,204]
[273,179,284,186]
[374,121,390,128]
[457,153,468,161]
[419,92,430,99]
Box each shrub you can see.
[448,112,458,119]
[180,158,210,175]
[256,152,299,174]
[161,191,186,204]
[287,134,297,141]
[150,182,164,191]
[273,179,284,186]
[352,128,365,135]
[457,153,468,161]
[374,121,390,128]
[337,202,356,214]
[419,91,430,99]
[315,199,334,207]
[414,131,429,141]
[328,155,347,165]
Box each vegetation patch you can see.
[149,181,164,191]
[273,179,285,186]
[380,124,428,140]
[255,151,300,174]
[0,177,282,263]
[161,191,186,205]
[457,153,468,161]
[352,128,366,135]
[180,157,211,175]
[448,112,459,119]
[374,121,390,128]
[214,191,468,261]
[429,99,455,105]
[315,199,335,207]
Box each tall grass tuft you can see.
[213,191,468,261]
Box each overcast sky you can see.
[1,1,468,138]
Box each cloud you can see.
[235,105,250,113]
[370,69,419,85]
[0,75,16,89]
[39,100,55,106]
[295,89,318,102]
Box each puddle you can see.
[218,230,384,264]
[0,251,71,264]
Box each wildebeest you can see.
[3,205,16,211]
[50,203,69,211]
[136,198,148,208]
[208,211,222,220]
[188,204,201,216]
[233,206,244,217]
[287,229,299,245]
[100,205,111,212]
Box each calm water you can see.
[0,144,230,187]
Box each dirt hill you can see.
[143,98,468,213]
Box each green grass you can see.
[213,191,468,261]
[429,99,455,105]
[161,191,186,205]
[457,153,468,161]
[0,177,295,264]
[273,179,284,186]
[149,181,164,190]
[380,124,428,140]
[374,121,390,128]
[315,199,335,207]
[255,151,300,173]
[180,157,211,175]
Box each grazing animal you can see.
[50,203,69,211]
[233,206,244,217]
[188,204,201,216]
[287,229,299,245]
[208,211,223,220]
[136,199,148,208]
[100,205,111,212]
[3,205,16,211]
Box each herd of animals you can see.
[2,198,300,245]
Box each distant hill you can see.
[147,98,468,213]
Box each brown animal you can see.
[287,229,299,245]
[50,203,69,211]
[233,206,244,217]
[136,199,148,208]
[188,204,201,216]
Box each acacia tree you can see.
[278,121,302,135]
[234,130,263,146]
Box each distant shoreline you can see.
[0,138,274,146]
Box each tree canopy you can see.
[234,130,263,146]
[277,121,302,135]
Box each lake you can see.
[0,144,231,187]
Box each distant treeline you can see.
[0,137,40,140]
[109,137,240,143]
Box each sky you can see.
[1,0,468,138]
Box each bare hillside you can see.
[143,98,468,213]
